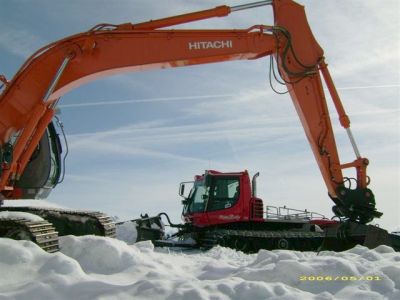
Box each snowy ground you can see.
[1,204,399,299]
[0,232,399,300]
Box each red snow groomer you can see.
[134,170,399,252]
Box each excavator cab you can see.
[14,121,63,199]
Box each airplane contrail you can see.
[59,94,233,108]
[58,84,400,108]
[334,84,400,91]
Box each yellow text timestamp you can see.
[299,276,381,281]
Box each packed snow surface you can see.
[0,236,399,300]
[3,200,66,209]
[0,211,44,222]
[115,221,138,244]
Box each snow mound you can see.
[0,239,86,299]
[0,211,44,222]
[0,236,399,300]
[3,200,66,209]
[59,235,150,274]
[115,221,138,244]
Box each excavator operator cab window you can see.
[207,176,240,211]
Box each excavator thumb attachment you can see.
[333,186,383,224]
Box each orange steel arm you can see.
[0,27,276,191]
[271,0,380,222]
[0,0,381,223]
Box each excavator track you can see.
[1,207,116,238]
[0,218,59,253]
[200,229,325,252]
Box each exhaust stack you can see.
[252,172,260,197]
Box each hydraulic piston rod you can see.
[319,60,362,159]
[231,1,273,12]
[346,128,361,159]
[132,0,272,30]
[43,55,72,102]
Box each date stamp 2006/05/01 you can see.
[299,276,381,281]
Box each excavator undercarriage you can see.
[0,217,59,252]
[0,206,116,252]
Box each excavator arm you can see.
[271,0,382,223]
[0,0,381,223]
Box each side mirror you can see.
[179,180,194,198]
[179,183,185,197]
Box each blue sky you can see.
[1,0,399,230]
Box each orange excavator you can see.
[0,0,398,252]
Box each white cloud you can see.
[0,27,47,58]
